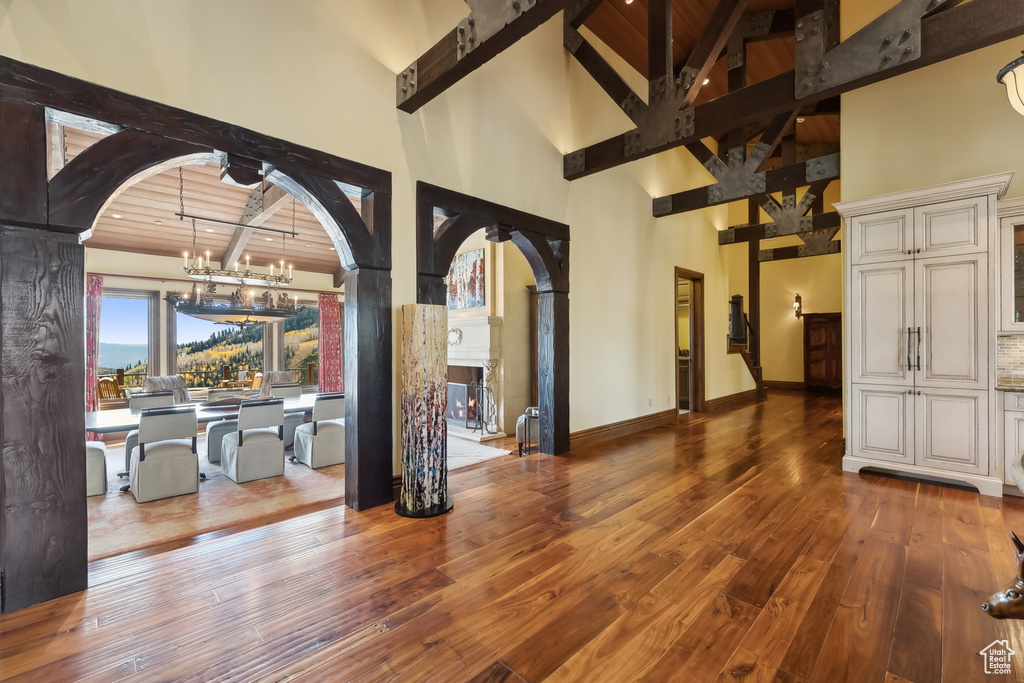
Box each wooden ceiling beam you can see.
[649,0,674,87]
[653,153,838,217]
[759,239,841,261]
[564,0,1024,180]
[719,210,841,245]
[396,0,585,114]
[220,183,290,268]
[564,27,643,123]
[675,0,749,110]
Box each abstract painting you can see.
[397,304,450,516]
[447,248,485,310]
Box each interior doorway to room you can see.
[675,267,705,413]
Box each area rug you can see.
[89,435,512,561]
[447,436,512,470]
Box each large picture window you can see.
[98,292,155,387]
[175,314,265,387]
[283,306,319,386]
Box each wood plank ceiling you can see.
[59,127,353,277]
[584,0,839,144]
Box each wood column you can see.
[1,227,87,613]
[417,274,447,307]
[537,291,569,455]
[343,267,394,511]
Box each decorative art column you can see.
[396,303,453,517]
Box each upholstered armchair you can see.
[86,441,107,497]
[221,398,285,483]
[142,375,191,404]
[269,382,304,448]
[293,393,345,469]
[258,371,295,397]
[119,390,175,478]
[128,405,200,503]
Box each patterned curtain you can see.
[86,274,103,441]
[318,293,344,393]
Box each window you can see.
[98,292,156,387]
[175,314,265,388]
[283,306,319,386]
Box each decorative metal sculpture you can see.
[982,532,1024,619]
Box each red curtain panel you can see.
[86,274,103,441]
[318,293,344,393]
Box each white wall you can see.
[0,0,754,470]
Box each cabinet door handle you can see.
[916,326,922,371]
[907,327,913,371]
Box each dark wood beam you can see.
[676,0,749,110]
[649,0,673,86]
[759,240,842,261]
[565,0,1024,180]
[720,211,842,244]
[396,0,581,114]
[565,28,641,121]
[654,154,838,217]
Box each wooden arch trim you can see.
[0,57,394,613]
[48,129,212,231]
[415,181,570,455]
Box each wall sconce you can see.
[794,293,803,318]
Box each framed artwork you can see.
[447,248,486,310]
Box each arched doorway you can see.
[0,58,393,613]
[415,182,570,454]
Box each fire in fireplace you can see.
[447,365,483,430]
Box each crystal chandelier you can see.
[167,167,305,327]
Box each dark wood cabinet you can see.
[803,313,841,391]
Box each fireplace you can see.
[447,365,483,430]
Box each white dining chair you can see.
[293,393,345,469]
[270,382,304,448]
[221,398,285,483]
[128,405,200,503]
[119,390,176,478]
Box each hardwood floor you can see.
[3,392,1024,682]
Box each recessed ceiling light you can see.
[625,0,633,4]
[154,220,162,225]
[111,213,123,219]
[206,228,215,233]
[266,237,273,241]
[305,243,311,247]
[703,78,710,85]
[330,247,336,251]
[797,117,806,123]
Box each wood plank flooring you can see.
[4,392,1024,682]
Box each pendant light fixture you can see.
[166,167,304,327]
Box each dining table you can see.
[86,392,322,434]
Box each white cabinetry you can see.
[837,174,1011,497]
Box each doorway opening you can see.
[675,267,705,413]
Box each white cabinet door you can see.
[1003,403,1024,485]
[915,197,986,258]
[915,254,987,389]
[851,262,914,386]
[849,209,913,265]
[850,384,914,465]
[915,388,988,475]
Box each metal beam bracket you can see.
[652,195,673,217]
[458,0,537,60]
[759,248,776,261]
[795,0,930,99]
[564,149,585,176]
[765,215,813,238]
[397,62,418,103]
[719,228,736,244]
[708,170,766,204]
[798,240,841,257]
[805,153,839,183]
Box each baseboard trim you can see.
[570,408,677,450]
[764,380,806,391]
[704,388,761,413]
